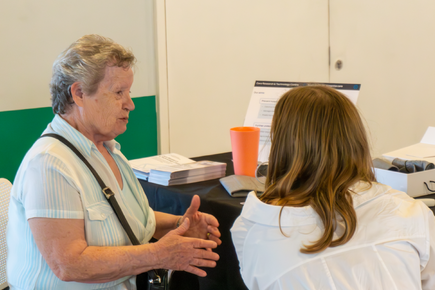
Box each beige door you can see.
[329,0,435,156]
[157,1,330,156]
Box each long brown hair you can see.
[260,85,375,254]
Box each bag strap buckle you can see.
[102,187,114,199]
[149,274,162,284]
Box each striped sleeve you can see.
[22,153,84,220]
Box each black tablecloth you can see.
[139,152,248,290]
[139,152,435,290]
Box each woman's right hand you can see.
[151,218,220,277]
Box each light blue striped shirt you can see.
[7,114,156,290]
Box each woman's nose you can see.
[124,92,135,112]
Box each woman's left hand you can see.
[180,195,222,246]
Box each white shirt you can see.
[7,114,156,290]
[231,182,435,290]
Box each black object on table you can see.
[139,152,248,290]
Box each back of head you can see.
[260,85,374,253]
[50,34,136,114]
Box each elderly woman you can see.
[7,34,221,289]
[231,86,435,289]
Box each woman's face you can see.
[81,66,135,142]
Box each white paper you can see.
[382,127,435,162]
[421,126,435,145]
[243,81,361,162]
[150,161,226,178]
[149,170,226,186]
[129,153,195,174]
[383,143,435,161]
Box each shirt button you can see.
[101,214,105,218]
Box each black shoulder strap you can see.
[40,133,141,245]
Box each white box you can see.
[375,126,435,197]
[374,168,435,197]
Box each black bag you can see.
[140,269,169,290]
[41,134,169,290]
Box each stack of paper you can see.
[129,153,227,186]
[129,153,195,181]
[148,161,227,186]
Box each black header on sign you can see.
[254,81,361,90]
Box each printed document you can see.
[244,81,361,162]
[129,153,195,180]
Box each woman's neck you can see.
[59,113,106,152]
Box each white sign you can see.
[244,81,361,162]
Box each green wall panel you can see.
[0,96,157,182]
[116,96,158,159]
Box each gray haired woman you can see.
[7,34,221,290]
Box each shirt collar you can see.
[240,193,317,227]
[240,182,391,227]
[47,114,121,157]
[351,181,390,208]
[104,139,121,152]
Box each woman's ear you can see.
[70,82,84,107]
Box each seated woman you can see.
[231,86,435,290]
[7,34,221,290]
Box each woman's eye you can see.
[116,90,130,98]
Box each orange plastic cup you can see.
[230,127,260,177]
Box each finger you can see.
[194,249,220,261]
[184,265,207,277]
[194,239,217,249]
[190,258,217,268]
[173,218,190,236]
[207,225,221,238]
[205,214,220,227]
[184,195,201,217]
[208,235,222,245]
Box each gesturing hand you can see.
[154,218,219,277]
[180,195,222,246]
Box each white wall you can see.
[0,0,156,112]
[157,0,330,157]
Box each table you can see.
[139,152,435,290]
[139,152,248,290]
